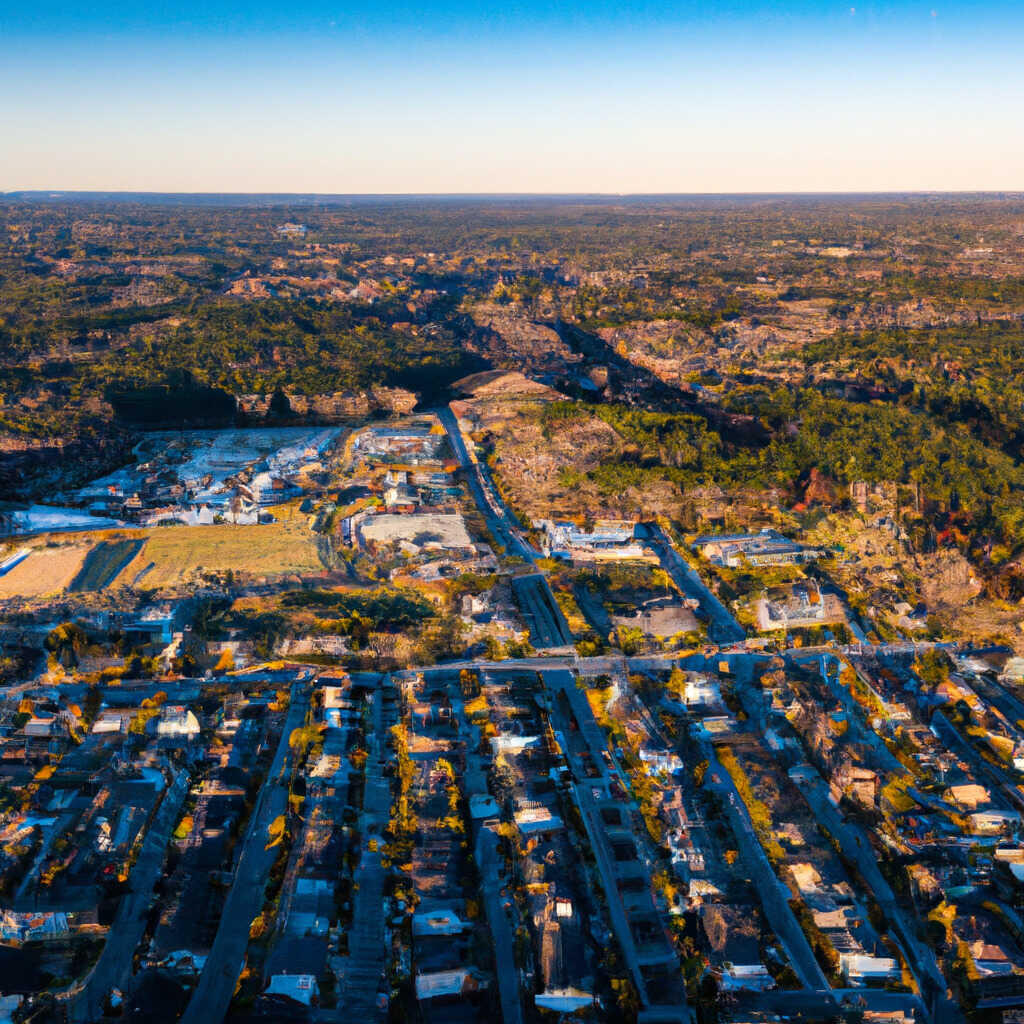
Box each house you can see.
[384,484,420,512]
[250,473,302,506]
[413,909,470,937]
[23,712,66,738]
[415,968,479,1002]
[662,674,722,711]
[947,783,991,810]
[970,940,1014,976]
[264,974,319,1007]
[718,963,774,992]
[535,989,593,1013]
[155,706,201,739]
[0,910,69,943]
[839,766,880,808]
[638,749,684,775]
[535,519,648,563]
[514,807,564,838]
[840,953,900,985]
[91,709,135,734]
[692,528,825,568]
[970,809,1021,836]
[790,862,823,895]
[469,794,500,820]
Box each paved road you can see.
[450,682,525,1024]
[703,747,833,995]
[438,405,536,561]
[931,710,1024,815]
[336,687,390,1022]
[391,642,942,683]
[642,523,746,645]
[796,766,961,1023]
[476,825,525,1024]
[812,653,906,776]
[729,653,958,1023]
[740,987,927,1018]
[67,768,190,1021]
[511,573,573,649]
[541,670,687,1021]
[180,685,308,1024]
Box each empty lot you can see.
[358,513,472,550]
[122,517,322,586]
[0,543,90,599]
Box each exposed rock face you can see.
[803,468,840,508]
[453,370,562,402]
[238,387,419,422]
[466,304,579,375]
[0,434,135,499]
[917,548,983,608]
[369,386,419,414]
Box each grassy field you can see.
[0,544,90,598]
[121,515,322,586]
[69,539,146,591]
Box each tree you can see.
[45,622,87,668]
[269,386,292,418]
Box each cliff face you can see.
[238,386,419,422]
[0,434,135,499]
[465,304,581,376]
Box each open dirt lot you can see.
[122,516,322,586]
[358,513,472,550]
[0,543,90,598]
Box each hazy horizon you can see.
[3,0,1023,193]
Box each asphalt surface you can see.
[437,405,535,561]
[730,655,959,1024]
[704,748,833,995]
[67,768,190,1022]
[930,709,1024,815]
[336,688,389,1022]
[542,669,687,1021]
[511,573,573,649]
[179,685,308,1024]
[476,825,525,1024]
[452,682,525,1024]
[796,766,962,1023]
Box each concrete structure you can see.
[537,518,650,563]
[692,528,825,568]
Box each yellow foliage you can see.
[214,648,236,673]
[464,695,488,717]
[266,814,287,848]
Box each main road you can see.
[439,404,573,648]
[66,768,190,1022]
[437,404,536,561]
[702,746,833,996]
[179,684,309,1024]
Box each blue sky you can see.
[1,1,1022,191]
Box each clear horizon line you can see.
[5,188,1024,200]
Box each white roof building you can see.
[155,706,201,738]
[841,954,899,985]
[265,974,319,1006]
